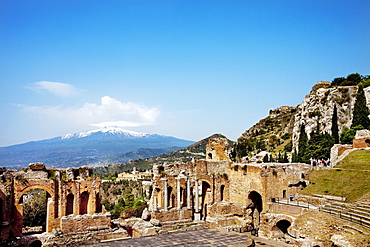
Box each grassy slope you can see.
[300,150,370,202]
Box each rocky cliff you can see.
[232,79,370,159]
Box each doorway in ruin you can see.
[220,185,225,201]
[96,193,102,213]
[66,193,74,215]
[248,191,263,232]
[0,197,3,223]
[200,180,211,220]
[276,219,291,234]
[20,189,49,234]
[80,191,89,214]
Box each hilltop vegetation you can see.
[231,73,370,164]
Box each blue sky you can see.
[0,0,369,147]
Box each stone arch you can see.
[276,219,291,233]
[220,184,225,201]
[16,186,53,234]
[0,197,3,222]
[248,191,262,212]
[248,191,263,233]
[79,191,89,215]
[200,180,211,220]
[96,192,102,213]
[66,193,74,215]
[17,185,54,204]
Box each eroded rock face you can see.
[331,234,353,247]
[292,85,358,149]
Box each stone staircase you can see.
[319,196,370,230]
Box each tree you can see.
[23,189,47,227]
[332,77,345,86]
[347,73,362,85]
[331,104,339,143]
[297,124,308,163]
[351,86,370,129]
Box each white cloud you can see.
[20,96,161,129]
[30,81,78,97]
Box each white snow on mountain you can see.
[61,127,148,140]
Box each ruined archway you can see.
[248,191,263,233]
[276,219,291,234]
[14,184,55,235]
[20,189,49,234]
[220,185,225,201]
[96,193,102,213]
[200,180,211,220]
[80,192,89,215]
[66,194,74,215]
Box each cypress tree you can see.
[352,86,370,129]
[297,124,308,163]
[331,104,339,143]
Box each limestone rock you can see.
[141,208,151,221]
[29,162,45,170]
[330,234,353,247]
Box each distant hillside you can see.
[231,106,296,160]
[93,133,233,178]
[0,127,194,169]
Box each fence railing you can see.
[271,197,311,209]
[318,206,370,229]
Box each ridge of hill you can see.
[93,134,233,177]
[0,127,194,169]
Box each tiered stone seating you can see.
[320,197,370,229]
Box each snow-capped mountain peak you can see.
[61,127,147,140]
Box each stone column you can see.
[177,177,181,210]
[187,178,191,210]
[194,178,201,221]
[161,178,168,211]
[194,178,199,213]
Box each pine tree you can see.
[331,104,339,143]
[352,86,370,129]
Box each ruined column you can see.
[176,177,181,210]
[194,178,201,221]
[161,178,168,211]
[187,178,191,210]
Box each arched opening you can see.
[155,188,161,208]
[80,192,89,215]
[248,191,263,234]
[66,194,74,215]
[0,197,3,222]
[276,219,291,234]
[208,153,213,160]
[167,186,173,208]
[200,181,211,220]
[96,193,102,213]
[182,187,187,207]
[220,185,225,201]
[248,191,262,212]
[29,240,42,247]
[21,189,49,234]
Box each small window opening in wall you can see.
[283,190,286,199]
[208,153,212,159]
[366,139,370,147]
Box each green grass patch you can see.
[301,169,370,203]
[336,150,370,170]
